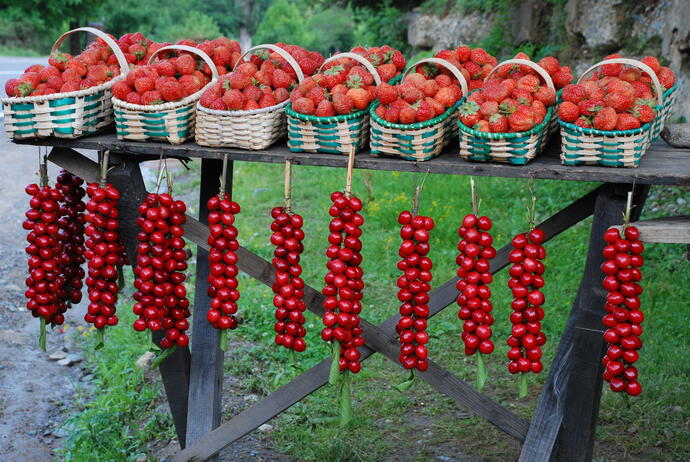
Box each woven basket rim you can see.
[1,75,123,105]
[197,98,289,116]
[285,104,367,122]
[369,100,461,130]
[663,83,678,98]
[112,80,215,112]
[558,118,653,136]
[457,101,554,139]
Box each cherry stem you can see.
[470,176,479,216]
[94,328,105,351]
[219,329,228,352]
[412,170,429,217]
[526,175,537,230]
[394,370,416,393]
[518,373,528,398]
[154,157,166,194]
[344,147,355,199]
[152,343,178,369]
[219,153,229,200]
[38,154,49,188]
[339,370,353,427]
[99,150,110,188]
[39,318,46,352]
[623,190,633,226]
[329,342,340,386]
[284,159,292,213]
[476,354,488,391]
[165,159,173,194]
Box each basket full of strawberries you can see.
[558,56,672,167]
[457,58,559,165]
[285,52,383,155]
[368,58,468,161]
[195,44,318,150]
[1,27,130,140]
[111,44,218,144]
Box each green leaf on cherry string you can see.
[394,370,415,393]
[94,328,105,351]
[219,329,228,352]
[339,370,353,427]
[329,343,341,386]
[152,344,178,369]
[39,318,47,352]
[518,373,528,399]
[476,354,488,392]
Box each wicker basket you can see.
[458,58,556,165]
[195,44,305,150]
[651,83,678,141]
[369,58,468,161]
[113,45,218,144]
[1,27,129,140]
[286,52,382,155]
[560,58,665,168]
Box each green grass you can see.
[62,159,689,461]
[0,45,43,57]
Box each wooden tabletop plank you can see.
[15,132,690,185]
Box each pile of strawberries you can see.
[373,72,464,124]
[248,43,325,81]
[416,46,497,91]
[350,45,406,83]
[557,54,676,131]
[195,37,243,75]
[290,59,378,117]
[115,32,162,67]
[493,52,574,90]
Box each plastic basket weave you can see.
[651,83,677,141]
[286,52,382,155]
[1,27,129,140]
[559,58,665,168]
[112,45,218,144]
[458,59,556,165]
[195,44,305,150]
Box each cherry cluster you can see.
[321,191,365,374]
[23,183,68,325]
[84,182,127,329]
[270,207,307,352]
[456,214,496,356]
[206,195,241,332]
[506,229,547,375]
[55,170,86,305]
[395,211,433,372]
[132,193,190,349]
[601,226,644,396]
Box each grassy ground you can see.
[62,159,689,461]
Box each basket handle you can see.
[234,44,305,83]
[484,58,555,91]
[318,52,382,86]
[404,57,469,96]
[148,45,219,81]
[51,27,130,75]
[577,58,664,107]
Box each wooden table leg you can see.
[519,183,650,462]
[185,158,232,456]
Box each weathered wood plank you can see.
[518,184,650,462]
[185,158,232,456]
[661,123,690,148]
[21,133,690,186]
[47,148,192,447]
[611,215,690,244]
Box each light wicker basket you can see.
[195,44,305,150]
[369,58,468,161]
[458,58,556,165]
[286,52,382,155]
[1,27,129,140]
[112,45,218,144]
[651,83,677,141]
[560,58,665,168]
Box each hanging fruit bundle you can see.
[55,170,87,306]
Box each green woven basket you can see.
[368,57,467,161]
[651,83,678,141]
[559,58,666,168]
[113,45,218,145]
[1,27,129,140]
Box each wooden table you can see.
[16,133,690,462]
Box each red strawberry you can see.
[176,54,196,75]
[243,85,262,102]
[210,98,226,110]
[213,46,233,67]
[415,100,434,122]
[470,48,493,65]
[85,64,109,84]
[561,84,586,104]
[400,85,423,104]
[155,76,175,93]
[253,70,272,87]
[258,93,276,108]
[630,81,653,99]
[616,112,641,130]
[605,91,634,113]
[4,78,19,97]
[134,77,155,94]
[222,89,244,110]
[228,72,250,90]
[404,73,427,90]
[235,62,258,77]
[512,89,534,105]
[498,98,517,116]
[46,75,64,91]
[421,79,440,97]
[332,93,354,115]
[630,104,655,124]
[48,52,72,72]
[434,86,458,107]
[243,99,260,110]
[533,86,556,106]
[516,74,540,93]
[532,100,547,124]
[377,63,397,83]
[38,66,60,83]
[180,74,203,96]
[66,60,87,77]
[640,56,661,74]
[582,81,606,100]
[315,99,335,117]
[488,113,508,132]
[619,67,641,83]
[160,80,184,102]
[272,69,293,89]
[399,104,416,124]
[657,67,676,90]
[575,116,592,128]
[376,83,398,105]
[482,80,509,102]
[601,54,623,77]
[274,87,289,103]
[390,50,406,70]
[292,97,315,115]
[474,120,490,132]
[125,91,142,105]
[384,105,400,123]
[425,97,445,117]
[578,99,604,117]
[538,56,560,75]
[141,90,163,105]
[593,107,618,130]
[480,101,498,118]
[508,107,535,132]
[435,74,452,87]
[558,101,580,122]
[458,100,480,127]
[297,57,319,77]
[552,69,574,89]
[347,88,370,110]
[112,81,131,100]
[156,60,176,77]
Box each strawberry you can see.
[630,81,653,99]
[533,86,556,106]
[134,77,155,94]
[619,67,641,83]
[474,120,490,132]
[229,72,252,90]
[87,64,109,83]
[516,74,540,93]
[657,67,676,90]
[156,60,176,77]
[561,84,586,104]
[512,89,533,105]
[578,99,604,117]
[38,66,60,83]
[4,78,19,97]
[434,86,458,107]
[258,93,276,108]
[243,85,262,102]
[640,56,661,74]
[213,46,233,67]
[532,100,547,124]
[155,76,175,93]
[292,97,315,115]
[46,75,64,91]
[404,73,427,90]
[347,88,370,110]
[112,81,132,100]
[176,54,196,75]
[482,80,509,102]
[630,104,655,124]
[331,84,348,96]
[60,81,81,93]
[272,69,293,89]
[558,101,580,122]
[415,100,435,122]
[210,98,226,110]
[421,79,440,97]
[458,100,481,127]
[376,83,398,105]
[160,80,184,102]
[377,63,397,83]
[498,98,517,116]
[538,56,560,75]
[552,69,574,89]
[254,70,272,87]
[508,107,535,132]
[488,113,508,133]
[384,105,400,123]
[66,60,87,77]
[274,87,289,103]
[470,48,493,65]
[435,74,452,87]
[244,99,260,111]
[332,93,354,115]
[400,85,424,104]
[306,86,326,106]
[399,104,416,124]
[315,99,335,117]
[390,50,406,70]
[593,107,618,130]
[180,74,203,96]
[200,84,222,108]
[480,101,499,118]
[425,97,445,117]
[125,91,141,105]
[236,62,258,77]
[605,91,634,113]
[141,90,164,105]
[222,89,244,110]
[601,54,623,77]
[575,116,592,128]
[48,52,72,72]
[616,112,641,130]
[582,81,606,100]
[297,57,319,77]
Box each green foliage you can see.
[353,0,409,54]
[254,0,313,48]
[162,11,222,42]
[306,7,355,54]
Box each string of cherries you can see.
[506,177,547,397]
[205,154,242,351]
[601,192,645,396]
[132,158,191,363]
[456,177,496,391]
[270,160,307,353]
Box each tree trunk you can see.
[69,20,80,55]
[239,0,253,51]
[239,26,252,51]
